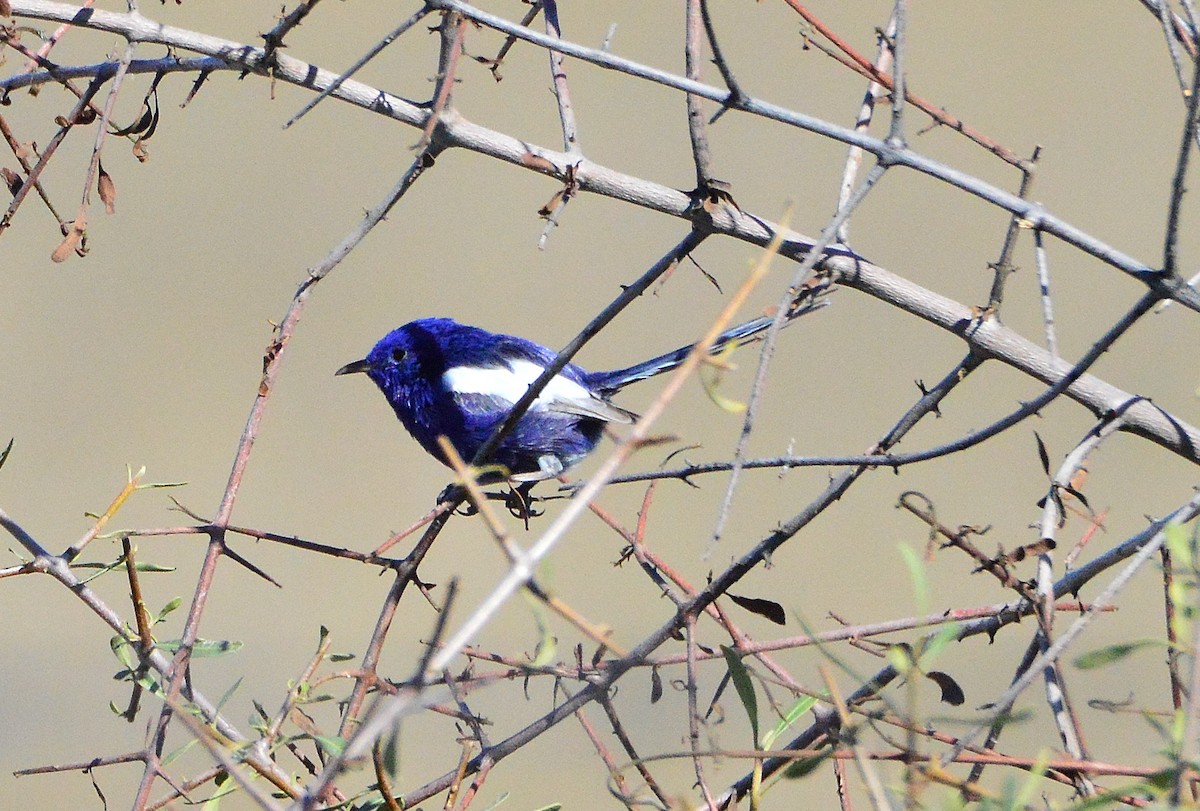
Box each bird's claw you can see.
[504,483,544,524]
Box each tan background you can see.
[2,1,1198,808]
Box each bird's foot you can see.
[504,482,544,527]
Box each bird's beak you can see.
[335,358,374,376]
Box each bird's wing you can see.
[442,360,634,424]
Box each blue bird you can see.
[336,306,820,482]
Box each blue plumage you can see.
[337,309,816,481]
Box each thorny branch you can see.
[3,2,1200,810]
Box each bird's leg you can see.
[436,483,479,516]
[504,481,545,527]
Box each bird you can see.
[336,302,822,483]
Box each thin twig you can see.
[284,4,431,128]
[537,0,580,248]
[684,0,715,189]
[835,12,895,242]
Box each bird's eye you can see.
[390,348,407,363]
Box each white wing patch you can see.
[443,360,634,424]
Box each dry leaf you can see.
[97,162,116,214]
[729,593,786,625]
[650,666,663,703]
[1,167,21,197]
[51,211,87,263]
[925,671,966,706]
[132,138,149,163]
[0,0,12,18]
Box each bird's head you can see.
[336,320,452,398]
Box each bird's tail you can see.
[585,288,829,394]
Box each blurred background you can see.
[2,1,1199,808]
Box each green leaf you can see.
[721,646,759,748]
[523,592,556,668]
[156,597,183,624]
[134,562,175,572]
[1165,522,1194,571]
[917,622,963,668]
[761,694,817,749]
[130,670,163,695]
[1070,772,1173,810]
[886,642,917,676]
[700,343,747,413]
[782,750,830,779]
[898,544,930,614]
[110,635,138,671]
[479,792,510,811]
[135,479,187,490]
[157,638,243,657]
[78,556,127,584]
[161,737,198,767]
[1074,639,1162,669]
[1172,706,1187,749]
[1013,750,1050,807]
[381,729,400,778]
[314,735,347,757]
[215,677,243,714]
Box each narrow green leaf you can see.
[761,694,817,749]
[1013,750,1050,807]
[110,635,137,671]
[1165,522,1193,571]
[898,544,929,614]
[381,729,400,778]
[478,792,510,811]
[1074,639,1161,669]
[156,597,183,624]
[134,480,187,490]
[700,343,747,413]
[1172,706,1188,748]
[523,592,556,667]
[161,737,198,767]
[74,561,175,572]
[157,638,243,658]
[918,622,963,667]
[782,750,830,779]
[215,677,243,714]
[133,671,163,695]
[721,645,759,747]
